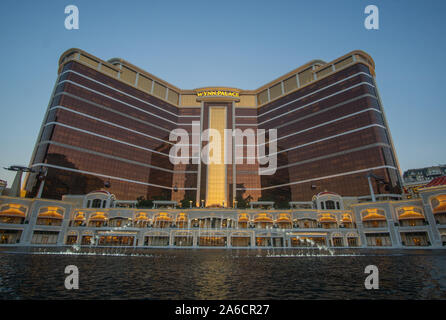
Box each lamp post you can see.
[189,200,192,209]
[36,166,48,198]
[201,199,204,208]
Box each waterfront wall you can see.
[1,185,445,249]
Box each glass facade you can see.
[25,49,402,205]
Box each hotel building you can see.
[24,48,402,207]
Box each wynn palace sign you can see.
[196,90,240,98]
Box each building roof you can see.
[423,176,446,188]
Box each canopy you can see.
[38,209,63,219]
[0,206,25,218]
[362,210,386,221]
[89,212,108,221]
[398,208,425,220]
[254,213,273,222]
[319,214,337,223]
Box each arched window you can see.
[91,199,102,208]
[325,200,335,209]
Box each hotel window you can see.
[298,68,313,86]
[32,231,59,245]
[269,83,283,100]
[325,201,335,209]
[92,199,102,208]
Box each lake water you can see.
[0,248,445,299]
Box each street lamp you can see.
[3,165,35,198]
[189,200,192,209]
[366,171,390,202]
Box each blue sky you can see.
[0,0,445,186]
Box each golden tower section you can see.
[206,106,227,207]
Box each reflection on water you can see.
[0,249,445,299]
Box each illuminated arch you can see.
[87,211,108,227]
[318,213,337,223]
[153,212,173,228]
[175,213,188,228]
[276,213,292,229]
[37,206,64,226]
[361,208,386,221]
[134,212,150,228]
[396,206,425,220]
[0,203,27,224]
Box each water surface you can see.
[0,248,445,299]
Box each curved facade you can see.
[24,48,402,205]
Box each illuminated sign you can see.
[197,90,239,98]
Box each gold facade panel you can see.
[101,64,118,77]
[206,107,226,207]
[137,75,153,92]
[79,54,99,68]
[237,94,257,107]
[180,94,201,107]
[121,66,137,85]
[298,68,313,86]
[284,75,298,93]
[316,66,332,79]
[153,82,167,99]
[269,82,283,100]
[257,89,269,105]
[168,90,179,105]
[334,56,354,70]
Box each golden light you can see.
[0,204,26,217]
[362,208,386,221]
[398,207,425,220]
[432,195,446,213]
[38,207,64,219]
